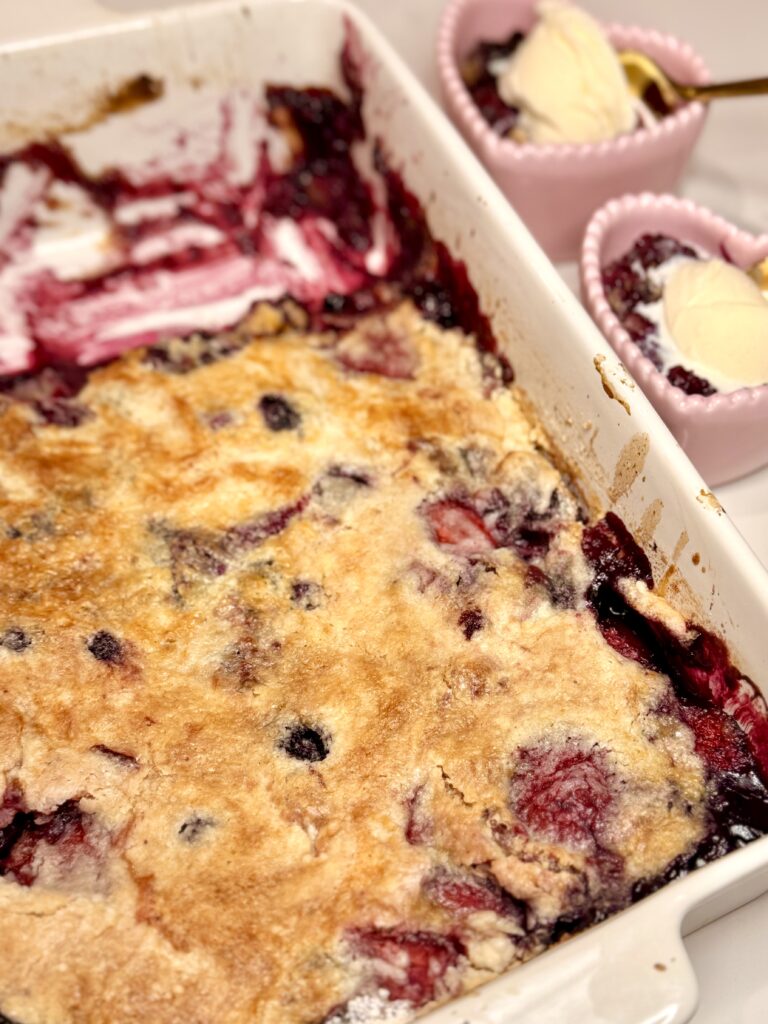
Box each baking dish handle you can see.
[555,900,699,1024]
[454,895,698,1024]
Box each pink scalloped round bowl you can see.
[437,0,710,260]
[580,192,768,486]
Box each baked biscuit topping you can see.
[0,44,767,1024]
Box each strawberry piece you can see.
[582,512,654,594]
[336,325,418,380]
[510,742,615,850]
[404,785,432,846]
[424,500,495,555]
[644,618,768,782]
[351,927,464,1007]
[598,618,657,669]
[680,705,752,775]
[422,868,523,922]
[654,626,733,706]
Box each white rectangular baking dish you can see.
[1,1,767,1022]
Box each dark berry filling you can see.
[581,511,768,873]
[224,495,310,552]
[600,233,717,394]
[458,607,485,639]
[279,723,330,763]
[325,465,371,487]
[679,705,752,775]
[582,511,653,597]
[0,365,91,427]
[371,146,507,380]
[258,394,301,431]
[459,32,524,136]
[290,580,324,611]
[153,494,312,599]
[90,744,139,769]
[0,786,93,887]
[86,630,123,663]
[264,83,372,252]
[667,365,716,397]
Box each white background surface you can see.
[2,0,767,1020]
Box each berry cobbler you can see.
[602,233,768,395]
[460,1,660,144]
[0,39,767,1024]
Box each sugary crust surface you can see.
[0,302,709,1024]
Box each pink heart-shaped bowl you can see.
[581,192,768,486]
[437,0,710,260]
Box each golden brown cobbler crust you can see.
[0,302,706,1024]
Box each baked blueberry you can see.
[258,394,301,431]
[86,630,123,663]
[291,580,324,611]
[178,815,216,843]
[1,628,31,652]
[279,723,330,763]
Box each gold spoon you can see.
[619,51,768,299]
[619,50,768,114]
[747,256,768,300]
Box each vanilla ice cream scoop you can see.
[663,258,768,388]
[497,0,636,145]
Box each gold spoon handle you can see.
[678,77,768,102]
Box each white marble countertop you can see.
[2,1,767,1021]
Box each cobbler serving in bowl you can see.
[601,233,768,396]
[0,36,767,1024]
[438,0,709,257]
[459,0,660,145]
[581,192,768,485]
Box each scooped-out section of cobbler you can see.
[0,35,767,1024]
